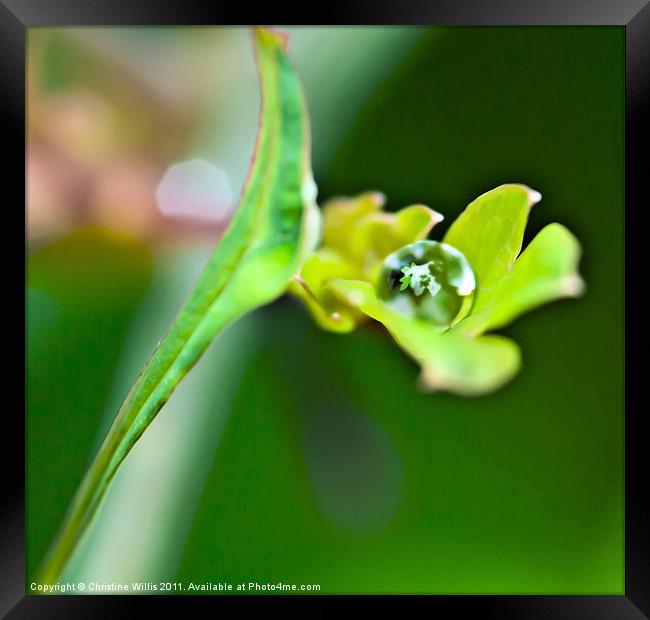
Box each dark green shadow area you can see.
[178,27,623,593]
[27,228,153,581]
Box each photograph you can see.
[25,24,623,595]
[6,8,642,614]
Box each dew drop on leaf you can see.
[378,240,476,326]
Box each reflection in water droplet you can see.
[379,240,476,326]
[302,406,402,532]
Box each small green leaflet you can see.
[399,263,417,292]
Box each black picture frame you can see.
[7,1,646,616]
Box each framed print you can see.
[5,0,647,616]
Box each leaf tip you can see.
[490,183,542,209]
[369,191,386,208]
[417,368,443,394]
[502,183,542,207]
[527,187,543,206]
[253,26,290,53]
[562,273,586,297]
[410,204,444,225]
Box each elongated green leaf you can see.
[38,27,318,585]
[330,280,521,396]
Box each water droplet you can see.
[379,240,476,326]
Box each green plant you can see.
[38,27,583,584]
[292,186,583,395]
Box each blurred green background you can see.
[27,27,623,593]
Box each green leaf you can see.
[443,184,541,298]
[288,249,362,333]
[330,280,521,396]
[459,223,585,334]
[321,191,387,254]
[346,204,443,278]
[38,27,317,584]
